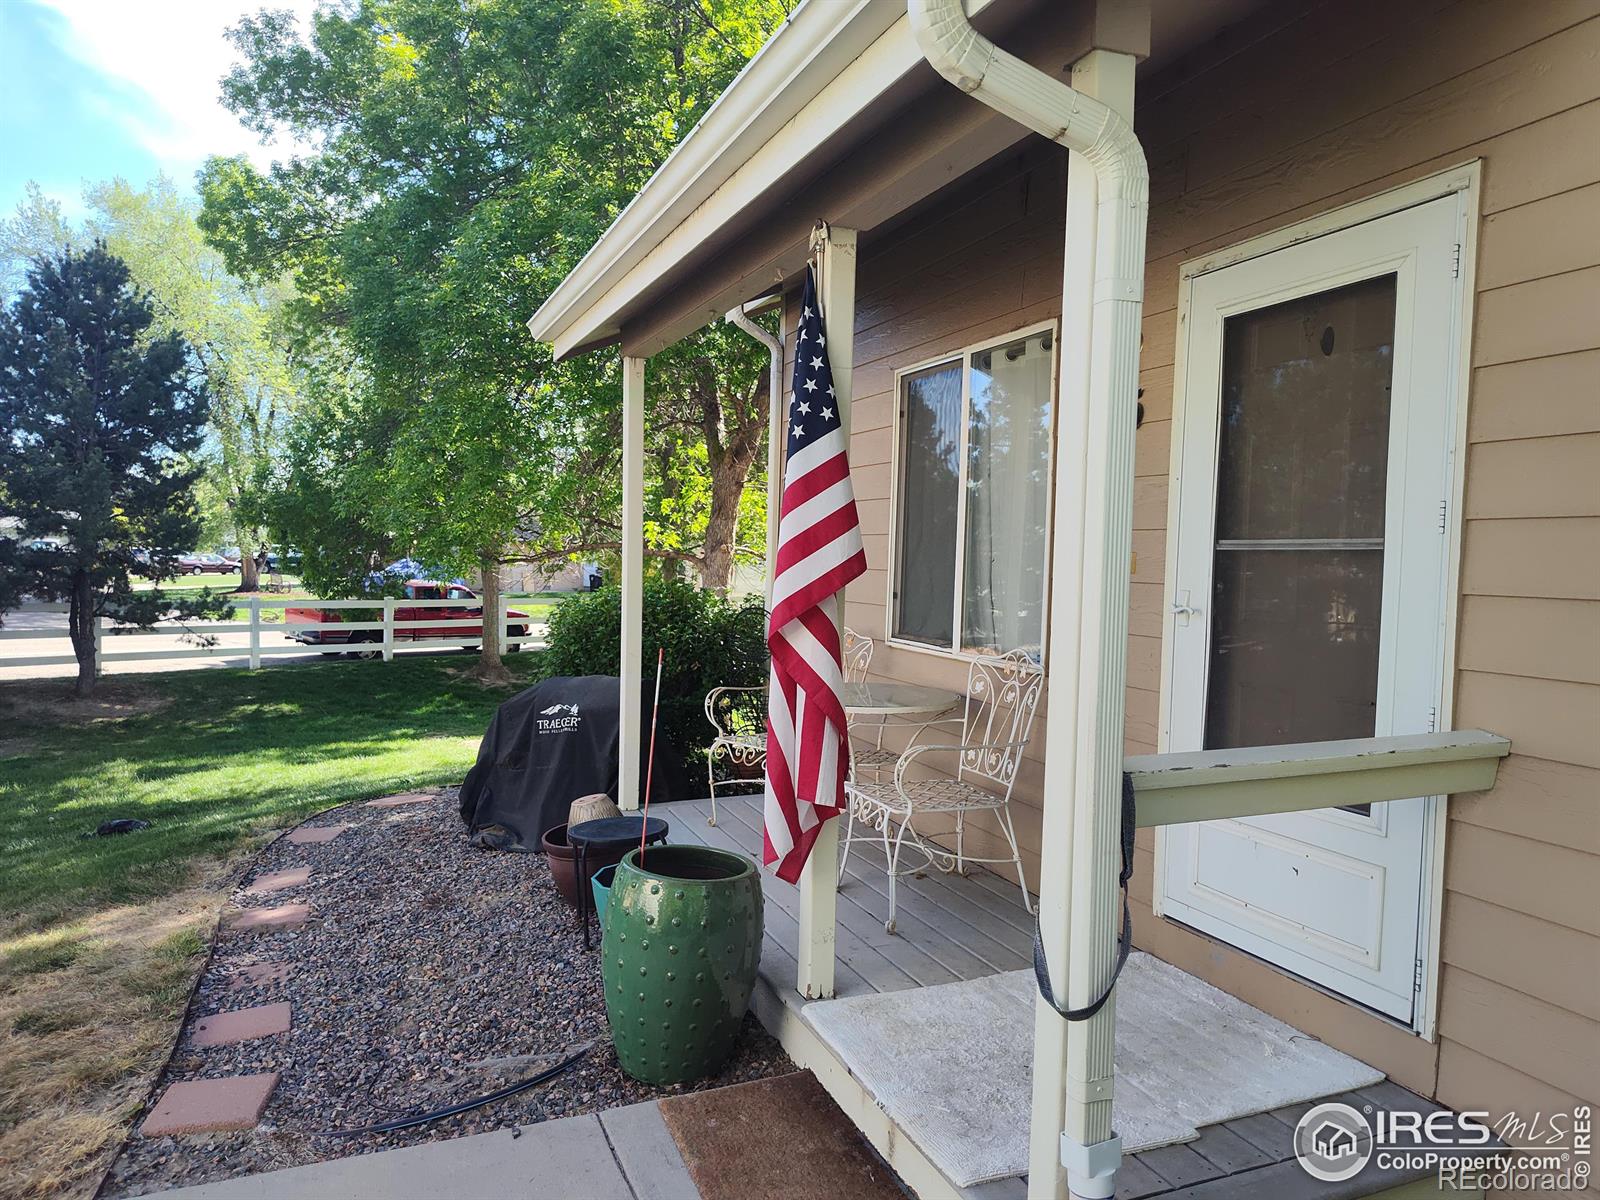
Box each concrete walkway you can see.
[134,1101,699,1200]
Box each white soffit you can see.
[527,0,1004,360]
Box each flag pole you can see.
[639,646,665,862]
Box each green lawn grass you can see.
[131,571,307,593]
[0,655,541,926]
[502,590,566,624]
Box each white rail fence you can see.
[0,597,534,674]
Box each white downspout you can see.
[724,302,784,606]
[909,3,1148,1199]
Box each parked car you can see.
[285,580,532,659]
[177,552,233,575]
[263,547,302,572]
[219,546,243,565]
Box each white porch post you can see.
[796,224,857,1000]
[1029,50,1140,1200]
[619,353,646,810]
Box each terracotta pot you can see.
[542,822,638,908]
[541,824,579,905]
[601,845,763,1086]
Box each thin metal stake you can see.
[638,646,665,863]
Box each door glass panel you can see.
[894,361,962,646]
[1205,274,1398,774]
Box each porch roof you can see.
[526,0,1270,362]
[525,0,1020,361]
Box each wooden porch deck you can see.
[663,794,1454,1200]
[667,792,1034,997]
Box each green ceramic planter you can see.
[600,845,763,1085]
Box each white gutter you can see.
[908,3,1148,1199]
[907,1,1147,300]
[724,302,785,604]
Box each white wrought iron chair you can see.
[842,626,874,682]
[704,685,766,827]
[840,649,1043,933]
[841,627,900,785]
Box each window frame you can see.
[884,318,1060,664]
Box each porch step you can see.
[800,956,1384,1189]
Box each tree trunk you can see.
[239,539,261,592]
[472,553,511,685]
[700,442,758,592]
[68,569,96,698]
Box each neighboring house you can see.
[497,559,594,594]
[531,2,1597,1197]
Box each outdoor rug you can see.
[801,952,1384,1188]
[658,1070,907,1200]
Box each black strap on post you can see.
[1033,772,1136,1023]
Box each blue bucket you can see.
[591,863,618,932]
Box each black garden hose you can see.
[315,1042,592,1137]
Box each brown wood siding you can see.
[1137,1,1600,1166]
[832,0,1600,1162]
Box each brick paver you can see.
[244,866,311,894]
[226,903,310,932]
[191,1002,293,1047]
[365,792,434,808]
[140,1073,279,1137]
[285,824,348,845]
[228,962,292,990]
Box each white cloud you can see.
[34,0,319,177]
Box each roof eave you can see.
[528,0,1005,358]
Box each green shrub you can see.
[540,579,767,777]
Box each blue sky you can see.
[0,0,314,220]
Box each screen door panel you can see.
[1162,195,1461,1022]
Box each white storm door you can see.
[1161,194,1462,1023]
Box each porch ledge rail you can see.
[1126,730,1511,829]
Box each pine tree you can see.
[0,244,216,696]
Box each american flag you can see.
[763,266,867,884]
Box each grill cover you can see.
[458,675,688,851]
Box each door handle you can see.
[1171,590,1202,626]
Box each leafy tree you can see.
[2,179,302,592]
[261,342,402,597]
[86,178,300,591]
[0,184,73,299]
[198,0,786,679]
[0,245,225,696]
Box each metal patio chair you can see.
[840,649,1043,933]
[842,626,874,682]
[704,627,874,828]
[842,628,900,783]
[704,684,766,827]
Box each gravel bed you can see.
[105,791,792,1196]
